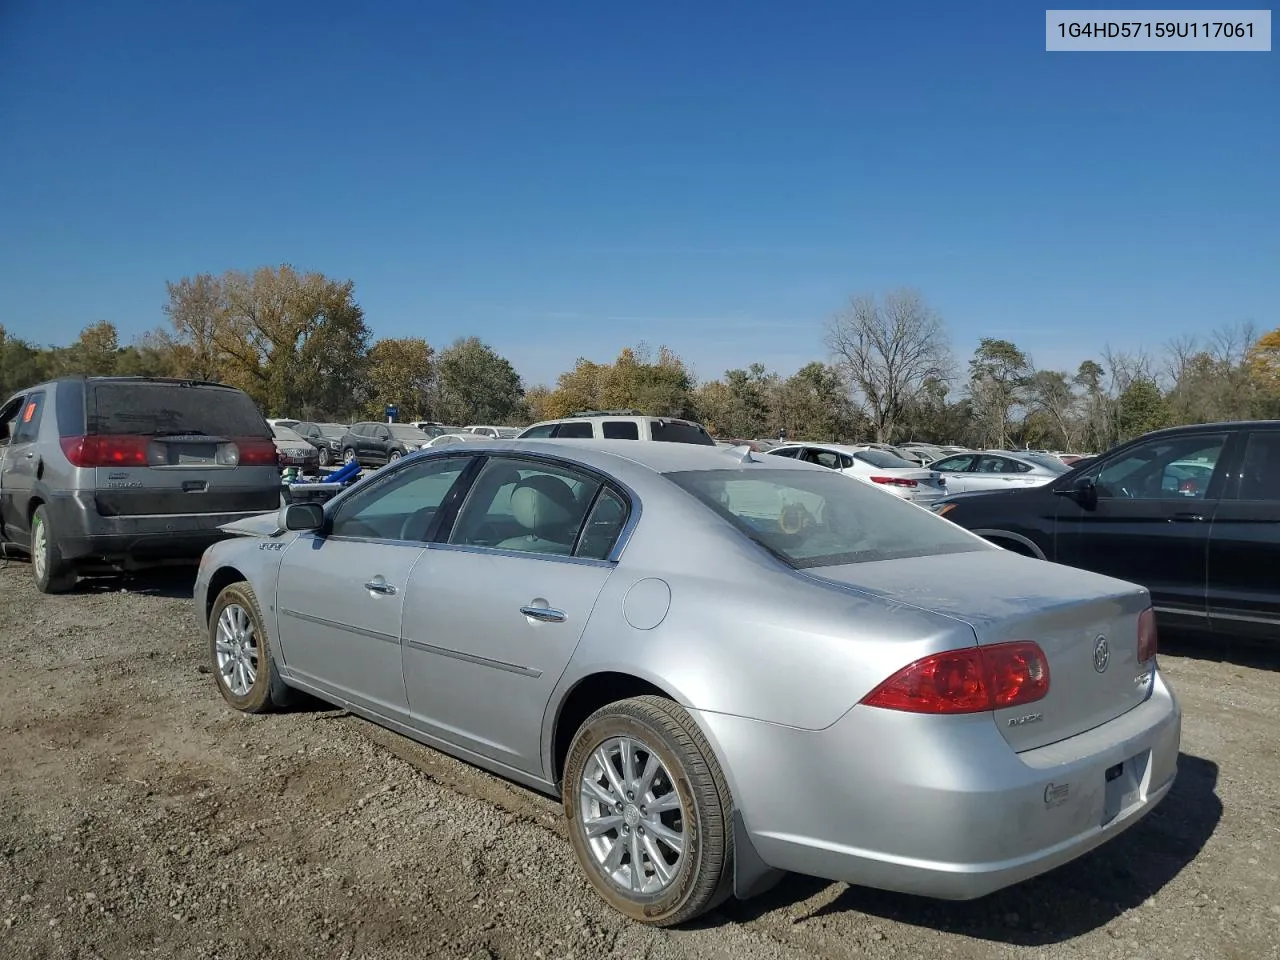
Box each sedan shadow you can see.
[718,752,1220,945]
[78,566,199,599]
[1159,627,1280,673]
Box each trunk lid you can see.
[807,551,1153,752]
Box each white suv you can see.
[517,410,715,445]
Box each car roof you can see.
[423,438,819,478]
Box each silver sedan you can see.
[194,439,1180,926]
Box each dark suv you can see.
[932,420,1280,640]
[338,421,432,467]
[0,377,281,592]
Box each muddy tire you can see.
[208,581,293,713]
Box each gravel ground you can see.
[1,560,1278,960]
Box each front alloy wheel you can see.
[318,446,331,467]
[563,695,734,926]
[208,581,292,713]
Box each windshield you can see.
[666,468,986,568]
[319,423,347,437]
[854,449,918,469]
[389,424,430,441]
[272,425,305,442]
[1021,452,1071,473]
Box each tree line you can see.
[2,266,1277,451]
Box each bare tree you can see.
[825,289,952,442]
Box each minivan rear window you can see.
[88,382,270,437]
[651,420,715,446]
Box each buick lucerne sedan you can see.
[194,439,1181,926]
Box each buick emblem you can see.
[1092,635,1110,673]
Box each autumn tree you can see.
[1247,326,1280,415]
[825,289,951,443]
[161,265,371,418]
[543,344,696,419]
[1115,377,1168,441]
[771,362,861,441]
[433,337,525,425]
[363,337,434,420]
[0,325,49,396]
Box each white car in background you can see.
[766,443,948,505]
[927,450,1071,493]
[422,432,496,449]
[465,425,522,438]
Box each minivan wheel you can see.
[563,695,734,927]
[317,446,331,467]
[209,581,293,713]
[30,505,76,594]
[342,448,356,465]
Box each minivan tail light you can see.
[861,641,1051,714]
[1137,607,1158,663]
[233,438,280,467]
[870,476,918,488]
[59,435,149,467]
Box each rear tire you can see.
[342,448,356,465]
[389,449,403,462]
[30,505,76,594]
[209,581,293,713]
[563,695,734,926]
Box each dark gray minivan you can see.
[0,376,282,593]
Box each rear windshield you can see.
[854,449,918,469]
[272,425,306,441]
[389,424,430,441]
[88,382,269,437]
[650,420,715,446]
[666,468,986,568]
[1022,452,1071,473]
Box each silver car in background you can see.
[194,440,1180,926]
[928,449,1072,493]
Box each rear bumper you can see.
[44,491,280,564]
[694,670,1181,900]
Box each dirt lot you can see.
[1,561,1278,960]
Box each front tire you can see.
[209,582,293,713]
[30,505,76,594]
[563,695,734,926]
[318,446,332,467]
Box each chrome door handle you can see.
[520,605,566,623]
[364,577,396,595]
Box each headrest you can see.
[509,475,577,533]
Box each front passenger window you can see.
[330,457,471,541]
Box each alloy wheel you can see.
[214,603,259,697]
[578,736,687,895]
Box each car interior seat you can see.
[494,474,580,554]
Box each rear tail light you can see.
[870,476,918,488]
[59,435,149,467]
[232,438,280,467]
[1137,607,1158,662]
[861,641,1050,714]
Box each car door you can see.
[1205,428,1280,639]
[0,392,44,544]
[974,455,1045,489]
[930,454,978,492]
[274,454,476,722]
[1053,431,1229,622]
[0,393,31,541]
[400,454,629,775]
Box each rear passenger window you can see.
[554,422,593,438]
[1235,433,1280,501]
[520,424,556,438]
[13,393,44,443]
[575,488,630,560]
[650,420,715,445]
[602,420,639,440]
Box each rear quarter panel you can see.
[544,475,979,748]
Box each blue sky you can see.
[1,1,1275,388]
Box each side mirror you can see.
[281,502,325,532]
[1054,474,1098,509]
